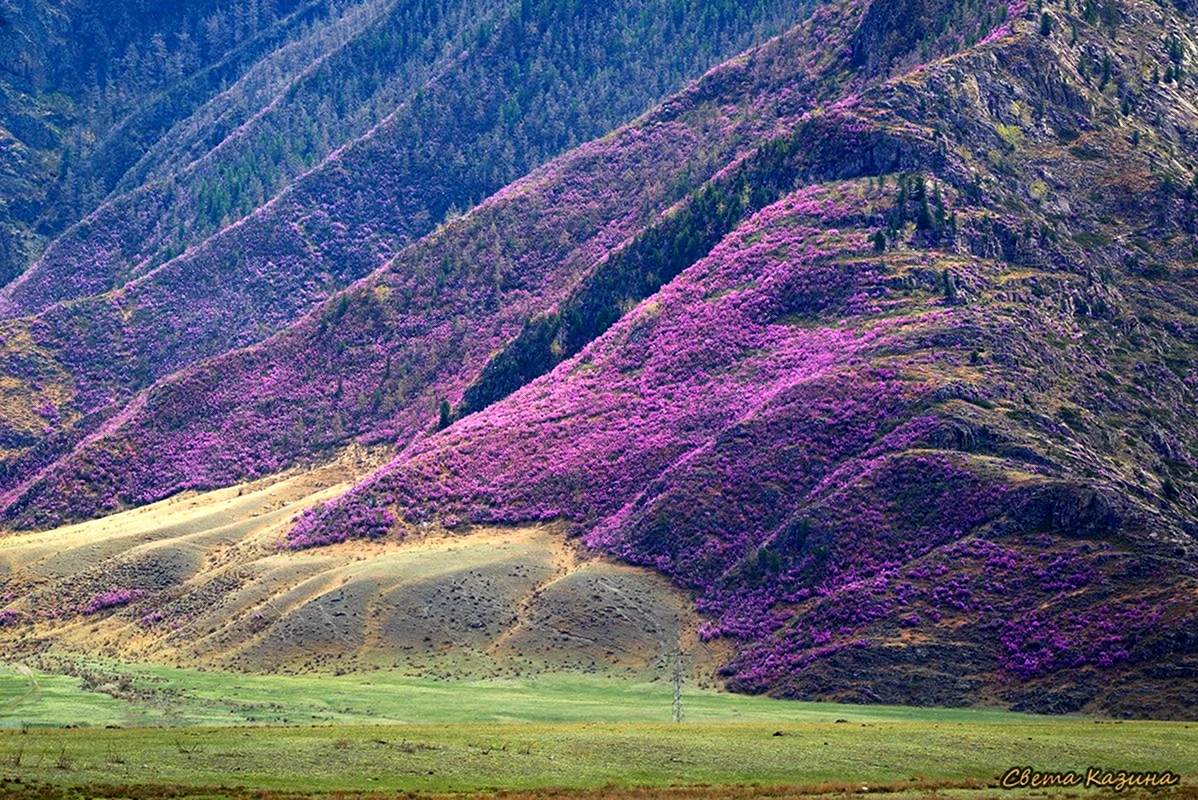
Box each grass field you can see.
[1,718,1192,795]
[2,659,1074,727]
[0,661,1194,798]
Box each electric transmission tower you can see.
[672,649,684,723]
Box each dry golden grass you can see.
[0,450,711,680]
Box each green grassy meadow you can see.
[1,660,1062,727]
[0,661,1194,797]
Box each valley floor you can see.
[0,664,1194,798]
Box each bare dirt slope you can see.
[0,450,713,681]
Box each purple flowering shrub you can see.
[0,0,861,519]
[0,16,865,529]
[282,181,1031,662]
[286,498,396,550]
[275,151,1196,703]
[0,121,779,526]
[340,186,920,531]
[0,0,1192,712]
[725,528,1188,696]
[697,451,1011,641]
[83,589,146,615]
[996,601,1158,678]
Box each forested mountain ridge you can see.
[0,0,330,284]
[1,0,814,316]
[0,2,830,518]
[0,0,1195,717]
[0,0,815,492]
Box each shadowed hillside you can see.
[0,0,334,283]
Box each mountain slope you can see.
[0,0,335,283]
[0,0,1195,716]
[268,0,1198,715]
[0,18,828,520]
[0,0,816,494]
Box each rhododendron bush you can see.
[0,0,837,511]
[281,155,1198,709]
[0,10,871,527]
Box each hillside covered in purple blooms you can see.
[0,0,1196,717]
